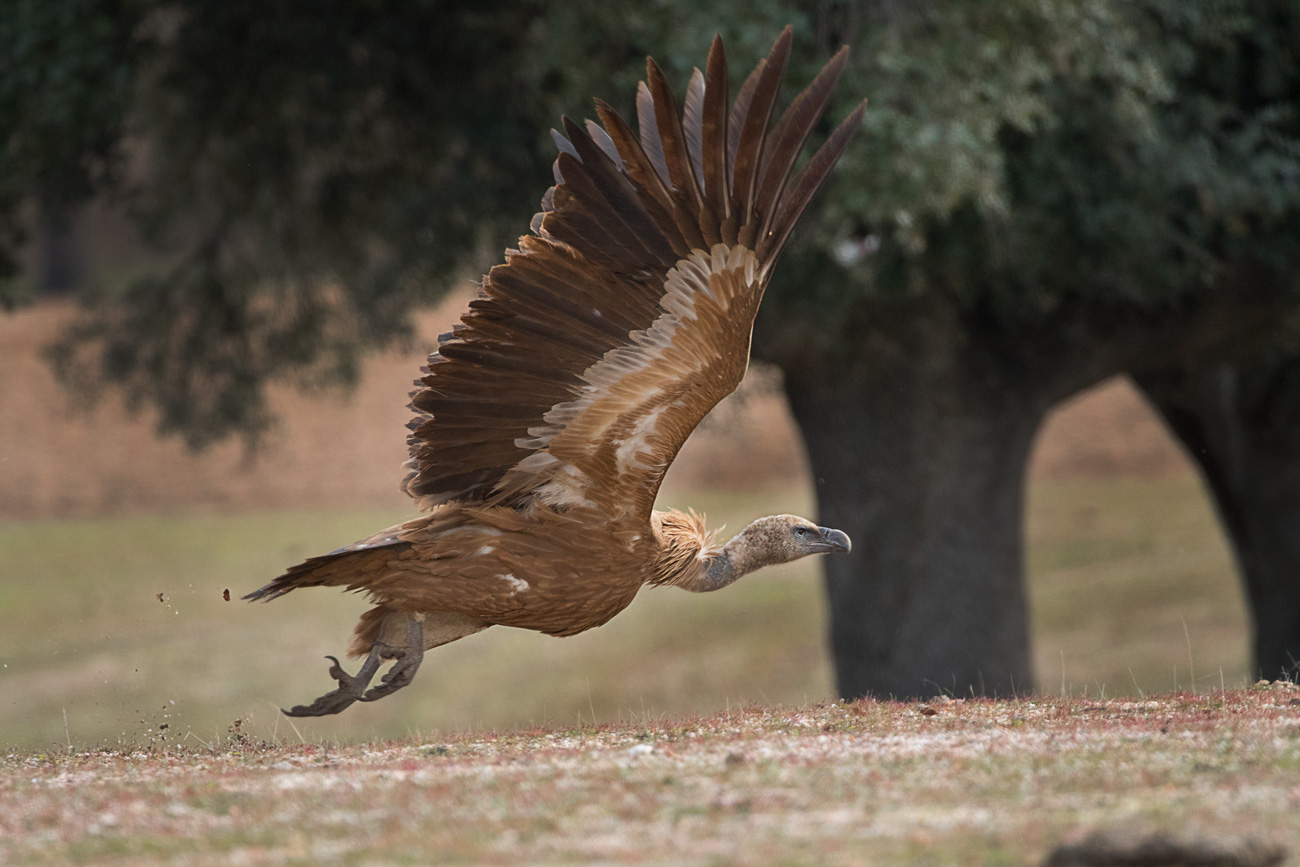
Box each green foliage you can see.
[0,0,146,298]
[761,0,1300,349]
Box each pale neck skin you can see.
[679,519,789,593]
[696,546,741,592]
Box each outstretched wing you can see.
[402,27,865,519]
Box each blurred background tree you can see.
[756,1,1300,698]
[2,0,1297,697]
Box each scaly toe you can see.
[281,647,387,717]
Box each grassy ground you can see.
[1026,475,1249,698]
[1,475,1249,755]
[2,686,1296,865]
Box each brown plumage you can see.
[246,28,863,717]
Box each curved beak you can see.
[814,526,852,554]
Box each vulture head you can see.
[705,515,852,588]
[742,514,852,564]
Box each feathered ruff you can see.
[647,508,724,587]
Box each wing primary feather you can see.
[592,99,690,255]
[502,247,655,329]
[731,26,793,233]
[754,45,850,243]
[560,116,680,268]
[551,128,581,162]
[623,77,712,251]
[584,119,624,169]
[701,34,731,225]
[645,57,704,212]
[542,160,655,270]
[760,98,867,266]
[727,59,765,187]
[682,68,706,193]
[636,81,671,187]
[515,233,661,313]
[488,269,638,340]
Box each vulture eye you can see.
[794,526,809,537]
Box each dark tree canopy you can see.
[0,0,145,287]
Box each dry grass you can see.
[3,685,1297,865]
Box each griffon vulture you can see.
[247,27,865,716]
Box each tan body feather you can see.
[321,505,719,655]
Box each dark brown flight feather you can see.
[701,35,731,222]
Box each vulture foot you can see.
[281,615,426,716]
[361,616,425,702]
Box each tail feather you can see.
[243,536,411,602]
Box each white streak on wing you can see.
[522,247,735,451]
[499,574,529,595]
[615,405,666,472]
[534,466,597,510]
[475,546,495,556]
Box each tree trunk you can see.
[1137,356,1300,680]
[781,318,1047,700]
[36,194,85,296]
[760,258,1286,700]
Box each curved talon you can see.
[281,618,426,716]
[282,648,385,717]
[360,656,422,701]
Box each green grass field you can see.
[0,475,1249,753]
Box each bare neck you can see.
[678,527,769,593]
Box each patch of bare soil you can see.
[2,685,1296,865]
[0,301,1191,519]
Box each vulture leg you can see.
[283,646,390,717]
[361,615,425,703]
